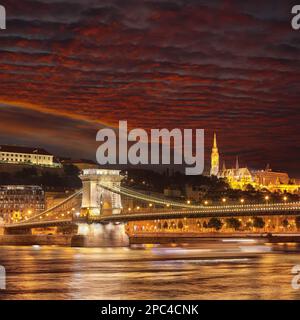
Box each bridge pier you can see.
[71,223,129,247]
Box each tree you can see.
[63,164,80,176]
[245,184,255,192]
[207,217,223,231]
[245,221,253,229]
[253,217,265,229]
[178,221,184,229]
[226,218,242,230]
[282,219,289,228]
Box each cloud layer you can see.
[0,0,299,175]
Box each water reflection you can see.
[0,241,300,300]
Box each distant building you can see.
[219,156,253,189]
[210,134,300,193]
[0,185,45,223]
[164,187,182,198]
[45,190,74,209]
[185,184,209,202]
[0,145,60,167]
[253,169,299,193]
[254,168,289,185]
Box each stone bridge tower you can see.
[80,169,124,217]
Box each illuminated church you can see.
[210,133,300,194]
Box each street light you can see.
[240,198,245,204]
[283,196,288,202]
[265,195,270,205]
[204,200,208,205]
[222,198,226,203]
[187,200,191,205]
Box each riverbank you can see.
[129,232,300,245]
[1,232,300,246]
[0,234,72,246]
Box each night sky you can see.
[0,0,299,176]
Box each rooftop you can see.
[0,145,52,156]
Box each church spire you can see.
[222,161,226,171]
[235,156,239,170]
[210,132,219,176]
[213,132,217,149]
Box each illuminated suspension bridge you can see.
[4,169,300,232]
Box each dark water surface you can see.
[1,240,300,300]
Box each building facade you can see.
[0,185,45,223]
[210,135,300,193]
[0,145,57,167]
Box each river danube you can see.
[1,240,300,299]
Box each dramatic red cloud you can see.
[0,0,299,175]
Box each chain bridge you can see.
[3,169,300,246]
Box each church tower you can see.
[210,133,219,176]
